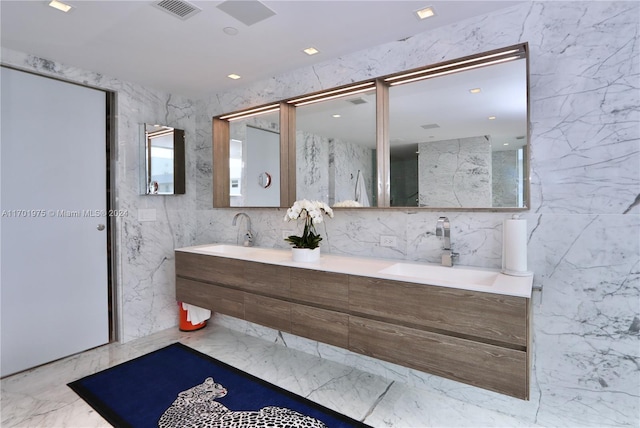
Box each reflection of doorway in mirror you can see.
[390,144,419,207]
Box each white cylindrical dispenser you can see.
[502,215,532,276]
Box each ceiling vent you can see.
[153,0,202,20]
[421,123,440,130]
[348,97,368,105]
[216,0,275,26]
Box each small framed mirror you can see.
[140,124,185,195]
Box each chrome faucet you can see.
[232,212,254,247]
[436,216,459,267]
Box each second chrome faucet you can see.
[436,216,459,267]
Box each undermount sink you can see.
[198,244,256,256]
[378,263,499,287]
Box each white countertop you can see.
[176,244,533,298]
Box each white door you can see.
[1,67,109,377]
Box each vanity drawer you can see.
[349,316,528,399]
[241,261,290,298]
[290,269,349,311]
[176,277,244,319]
[349,275,528,347]
[291,304,349,349]
[176,252,290,299]
[176,252,244,285]
[244,294,291,333]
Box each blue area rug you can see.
[68,342,370,428]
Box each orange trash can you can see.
[178,302,207,332]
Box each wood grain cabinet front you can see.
[349,275,528,347]
[176,252,246,287]
[290,304,349,349]
[176,252,290,299]
[349,316,528,399]
[241,262,290,299]
[175,251,530,400]
[290,269,349,311]
[176,277,244,319]
[244,294,291,333]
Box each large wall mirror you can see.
[140,124,185,195]
[213,43,529,210]
[388,58,528,208]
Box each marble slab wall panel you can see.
[197,2,639,426]
[1,48,198,342]
[418,136,492,207]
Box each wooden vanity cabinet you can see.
[290,304,349,349]
[176,252,290,299]
[349,275,528,347]
[349,316,528,399]
[290,269,349,311]
[175,251,530,400]
[244,294,291,333]
[176,252,246,287]
[176,277,244,319]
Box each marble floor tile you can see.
[1,324,543,428]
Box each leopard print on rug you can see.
[158,377,328,428]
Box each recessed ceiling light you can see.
[415,6,435,20]
[227,74,241,80]
[332,114,341,118]
[303,47,319,56]
[49,0,72,12]
[488,116,497,120]
[504,143,510,146]
[469,88,481,94]
[223,27,239,36]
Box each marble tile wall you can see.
[2,1,638,426]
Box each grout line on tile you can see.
[361,380,394,422]
[277,330,288,347]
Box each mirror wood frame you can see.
[213,43,530,211]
